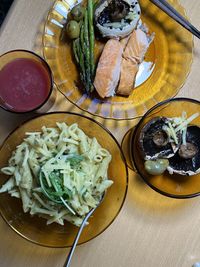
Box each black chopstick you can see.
[150,0,200,39]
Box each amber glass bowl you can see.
[43,0,193,120]
[0,50,53,113]
[0,112,128,247]
[130,98,200,199]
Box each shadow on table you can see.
[125,169,197,226]
[0,0,14,27]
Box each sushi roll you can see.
[95,0,141,39]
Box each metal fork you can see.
[64,193,105,267]
[150,0,200,39]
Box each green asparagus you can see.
[78,28,87,87]
[71,0,96,93]
[72,38,80,65]
[88,0,95,79]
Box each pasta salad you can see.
[0,122,113,226]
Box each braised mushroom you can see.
[110,0,129,22]
[138,117,180,160]
[167,126,200,176]
[152,130,169,147]
[178,142,198,159]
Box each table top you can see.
[1,0,200,266]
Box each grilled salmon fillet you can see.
[117,29,151,96]
[94,39,123,98]
[120,35,131,50]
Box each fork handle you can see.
[64,207,96,267]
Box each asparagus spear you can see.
[78,27,88,89]
[88,0,95,79]
[79,24,88,92]
[83,9,92,92]
[73,36,87,90]
[71,1,96,93]
[80,23,85,52]
[72,38,80,65]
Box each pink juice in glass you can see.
[0,58,52,112]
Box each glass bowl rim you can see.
[0,111,129,247]
[130,97,200,199]
[0,49,54,114]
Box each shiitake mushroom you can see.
[138,117,180,161]
[140,118,200,176]
[178,142,198,159]
[167,126,200,176]
[95,0,141,38]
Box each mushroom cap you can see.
[138,117,180,160]
[178,143,198,159]
[95,0,141,38]
[167,126,200,176]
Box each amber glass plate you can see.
[43,0,193,120]
[130,98,200,199]
[0,113,128,247]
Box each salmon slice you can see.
[117,29,152,96]
[94,39,123,98]
[120,35,131,50]
[117,58,139,96]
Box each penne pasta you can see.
[0,122,113,227]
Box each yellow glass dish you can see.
[130,98,200,199]
[43,0,193,120]
[0,112,128,247]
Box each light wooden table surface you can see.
[1,0,200,266]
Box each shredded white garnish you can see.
[163,112,199,145]
[174,113,199,133]
[168,121,179,145]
